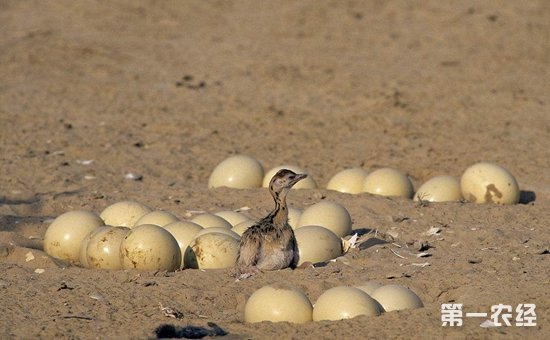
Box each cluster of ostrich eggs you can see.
[330,162,520,204]
[44,197,351,272]
[209,155,520,205]
[44,201,253,271]
[244,283,422,323]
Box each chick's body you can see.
[237,169,306,277]
[239,216,298,271]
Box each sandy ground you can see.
[1,0,549,339]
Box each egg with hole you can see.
[86,226,130,269]
[183,232,240,269]
[414,176,463,202]
[371,285,423,312]
[297,201,352,237]
[208,155,264,189]
[214,211,250,227]
[79,226,110,268]
[135,210,179,227]
[44,210,105,264]
[244,284,313,323]
[313,286,381,321]
[100,201,152,228]
[191,213,233,229]
[263,165,317,189]
[294,225,343,266]
[231,220,256,236]
[327,168,369,194]
[120,224,181,271]
[163,221,203,268]
[460,162,519,205]
[362,168,414,198]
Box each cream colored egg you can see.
[231,220,256,236]
[460,162,520,205]
[120,224,181,271]
[362,168,414,198]
[163,221,203,250]
[313,286,381,321]
[100,201,152,228]
[79,226,110,268]
[288,208,302,229]
[371,285,423,312]
[191,213,233,229]
[327,168,369,194]
[163,221,203,268]
[214,210,250,227]
[208,155,264,189]
[244,284,313,323]
[44,210,104,263]
[262,165,317,189]
[193,227,240,240]
[135,210,179,227]
[86,227,130,269]
[183,232,240,269]
[414,176,463,202]
[294,225,343,266]
[297,201,352,237]
[356,281,383,295]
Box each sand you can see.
[1,0,549,338]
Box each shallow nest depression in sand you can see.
[1,1,549,339]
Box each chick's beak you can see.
[292,173,307,184]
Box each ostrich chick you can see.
[237,169,306,278]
